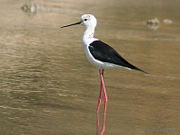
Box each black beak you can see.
[61,21,82,28]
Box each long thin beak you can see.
[61,21,82,28]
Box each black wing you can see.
[89,40,146,73]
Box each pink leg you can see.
[100,69,107,135]
[96,69,104,135]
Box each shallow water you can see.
[0,0,180,135]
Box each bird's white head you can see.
[61,14,97,29]
[81,14,97,28]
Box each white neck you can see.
[83,26,95,38]
[82,26,98,46]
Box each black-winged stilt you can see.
[61,14,147,135]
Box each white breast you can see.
[82,38,102,68]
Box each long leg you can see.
[100,69,107,135]
[96,69,104,135]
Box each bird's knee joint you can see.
[104,97,108,102]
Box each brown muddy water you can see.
[0,0,180,135]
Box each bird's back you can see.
[88,40,146,73]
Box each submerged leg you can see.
[96,69,104,135]
[100,69,107,135]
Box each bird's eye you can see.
[84,19,88,21]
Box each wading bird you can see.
[61,14,147,135]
